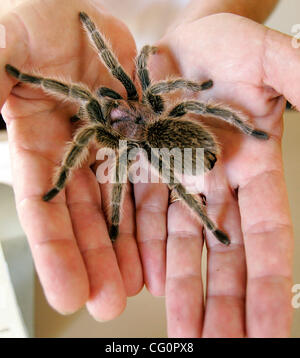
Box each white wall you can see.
[266,0,300,34]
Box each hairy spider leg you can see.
[5,64,106,125]
[96,86,123,100]
[136,45,156,91]
[141,142,230,245]
[144,76,214,114]
[43,126,96,201]
[79,12,138,101]
[70,106,86,123]
[168,100,269,139]
[71,87,123,123]
[171,183,230,245]
[43,124,123,202]
[108,147,135,242]
[147,78,213,95]
[93,127,132,242]
[136,45,164,113]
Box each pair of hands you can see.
[1,0,296,337]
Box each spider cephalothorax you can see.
[5,12,269,246]
[107,100,152,140]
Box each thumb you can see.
[263,27,300,109]
[0,12,29,110]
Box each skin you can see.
[0,0,296,337]
[0,0,143,320]
[142,13,296,337]
[168,0,279,30]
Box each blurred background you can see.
[0,0,300,338]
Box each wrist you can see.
[166,0,278,33]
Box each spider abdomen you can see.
[146,118,216,149]
[145,118,218,172]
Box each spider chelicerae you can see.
[5,11,269,246]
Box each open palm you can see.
[1,0,143,320]
[136,13,295,337]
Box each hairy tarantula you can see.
[5,12,268,246]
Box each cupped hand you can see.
[1,0,143,320]
[136,13,296,337]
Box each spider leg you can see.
[96,126,134,242]
[168,100,269,139]
[136,45,156,91]
[141,143,230,245]
[144,90,165,114]
[108,147,134,242]
[70,106,85,123]
[147,78,213,96]
[43,126,96,201]
[171,183,230,246]
[136,45,164,114]
[6,65,92,101]
[95,126,123,148]
[96,86,123,100]
[144,77,213,114]
[6,64,106,125]
[43,123,124,202]
[79,12,138,101]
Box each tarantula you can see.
[5,12,269,246]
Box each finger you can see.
[100,181,143,298]
[7,110,90,314]
[238,144,293,337]
[66,168,129,321]
[166,200,204,338]
[263,28,300,108]
[134,182,169,296]
[0,12,29,107]
[201,169,246,338]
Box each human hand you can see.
[137,13,296,337]
[1,0,143,320]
